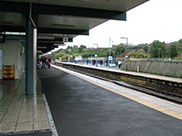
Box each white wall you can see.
[0,40,25,79]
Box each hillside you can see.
[51,39,182,60]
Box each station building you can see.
[0,0,149,95]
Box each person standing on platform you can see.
[45,58,49,68]
[42,57,46,69]
[118,60,122,69]
[48,58,51,69]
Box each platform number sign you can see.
[63,37,69,43]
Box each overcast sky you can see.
[65,0,182,48]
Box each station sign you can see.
[108,56,112,60]
[63,37,68,43]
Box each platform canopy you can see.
[0,0,148,53]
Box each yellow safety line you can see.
[54,65,182,120]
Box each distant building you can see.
[75,56,82,61]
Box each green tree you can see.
[143,46,149,53]
[79,45,86,53]
[150,40,166,58]
[128,49,148,58]
[81,52,89,58]
[72,45,79,52]
[178,39,182,45]
[105,49,116,57]
[170,44,178,59]
[115,45,125,55]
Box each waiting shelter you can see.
[0,0,149,94]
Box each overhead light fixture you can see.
[54,43,66,46]
[38,46,47,49]
[0,21,13,25]
[53,34,63,37]
[38,36,54,40]
[6,32,25,35]
[52,24,75,28]
[37,50,42,53]
[54,41,64,44]
[78,0,111,2]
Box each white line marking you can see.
[43,94,59,136]
[52,65,182,120]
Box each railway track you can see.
[61,66,182,104]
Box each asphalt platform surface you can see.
[38,67,182,136]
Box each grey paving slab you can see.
[0,76,51,135]
[8,131,52,136]
[56,64,182,116]
[38,67,182,136]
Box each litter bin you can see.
[3,65,15,79]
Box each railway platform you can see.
[60,62,182,84]
[57,62,182,101]
[0,75,51,136]
[38,65,182,136]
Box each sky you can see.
[64,0,182,49]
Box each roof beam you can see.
[37,43,54,46]
[0,1,29,13]
[38,48,54,53]
[37,45,58,49]
[33,4,126,21]
[0,26,25,33]
[0,1,126,21]
[55,38,73,42]
[38,28,89,35]
[38,38,73,43]
[5,34,25,40]
[0,26,88,35]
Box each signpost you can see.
[125,55,128,71]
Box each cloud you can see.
[68,0,182,48]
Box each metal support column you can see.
[26,17,36,95]
[25,2,37,95]
[33,28,37,94]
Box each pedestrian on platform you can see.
[48,58,51,68]
[45,58,49,68]
[118,60,122,69]
[42,57,46,69]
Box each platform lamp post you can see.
[120,37,128,47]
[70,55,72,62]
[95,54,98,67]
[120,37,128,71]
[158,48,161,59]
[93,43,98,66]
[148,46,150,59]
[108,38,112,66]
[93,43,98,49]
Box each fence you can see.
[121,59,182,78]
